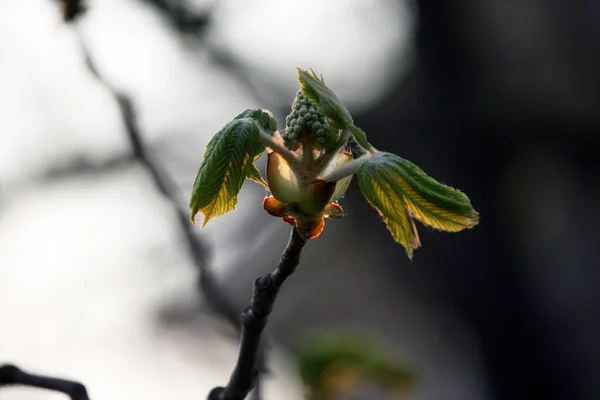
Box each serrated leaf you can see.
[358,152,479,258]
[297,68,374,152]
[189,109,276,226]
[297,68,353,128]
[245,162,268,188]
[358,167,420,259]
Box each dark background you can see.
[227,1,600,398]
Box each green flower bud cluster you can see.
[283,91,331,150]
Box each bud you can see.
[284,91,333,151]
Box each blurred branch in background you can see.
[143,0,211,34]
[0,364,89,400]
[61,0,245,329]
[2,0,267,398]
[72,21,243,328]
[69,1,287,398]
[140,0,290,115]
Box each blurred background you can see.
[1,0,599,399]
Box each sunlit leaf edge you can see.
[189,109,276,226]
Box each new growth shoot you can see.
[190,68,479,258]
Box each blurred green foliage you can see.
[298,333,417,399]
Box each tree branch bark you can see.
[209,227,307,400]
[0,364,89,400]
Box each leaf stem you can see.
[259,131,305,174]
[321,153,371,182]
[208,228,307,400]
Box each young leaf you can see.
[358,152,479,258]
[348,125,374,153]
[189,109,276,226]
[244,162,268,188]
[297,68,353,128]
[297,68,374,152]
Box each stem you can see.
[0,365,89,400]
[321,153,371,182]
[208,228,307,400]
[302,137,315,171]
[259,131,304,174]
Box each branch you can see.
[0,364,89,400]
[208,228,307,400]
[72,21,241,327]
[140,0,211,34]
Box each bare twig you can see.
[0,364,89,400]
[73,21,241,327]
[209,228,307,400]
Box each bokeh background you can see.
[1,0,599,399]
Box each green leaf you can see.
[298,333,417,394]
[357,152,479,258]
[189,109,276,226]
[297,68,374,152]
[297,68,353,128]
[245,162,268,188]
